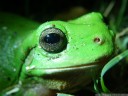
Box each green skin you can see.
[0,12,115,95]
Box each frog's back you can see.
[0,12,40,91]
[0,12,40,34]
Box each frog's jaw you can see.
[23,62,102,93]
[20,48,104,93]
[40,64,101,93]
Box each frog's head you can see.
[21,12,115,92]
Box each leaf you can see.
[100,50,128,92]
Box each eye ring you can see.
[39,27,67,53]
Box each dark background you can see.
[0,0,122,22]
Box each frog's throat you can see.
[26,64,102,93]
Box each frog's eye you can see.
[39,27,67,53]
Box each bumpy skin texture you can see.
[0,12,115,95]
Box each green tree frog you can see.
[0,12,115,95]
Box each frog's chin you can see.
[25,63,103,93]
[34,64,102,93]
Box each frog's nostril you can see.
[93,37,104,45]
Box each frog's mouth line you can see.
[43,64,100,74]
[26,63,102,76]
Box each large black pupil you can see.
[44,33,60,44]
